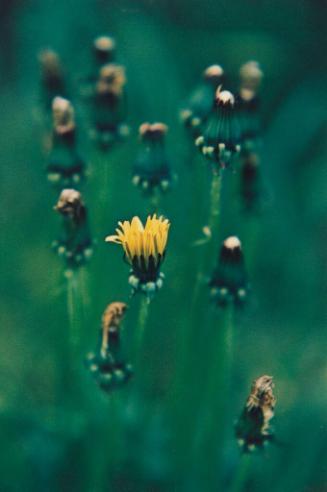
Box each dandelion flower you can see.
[106,214,170,295]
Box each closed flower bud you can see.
[93,35,116,65]
[132,123,174,195]
[210,236,249,306]
[180,64,224,138]
[91,64,128,149]
[195,88,241,169]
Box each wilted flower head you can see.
[101,302,127,356]
[106,214,170,296]
[132,122,174,194]
[210,236,249,306]
[96,63,126,96]
[195,87,241,169]
[52,97,75,135]
[47,98,85,187]
[236,375,276,452]
[53,189,93,269]
[180,64,224,137]
[86,301,132,393]
[55,189,84,221]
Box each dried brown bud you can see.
[94,36,116,53]
[139,122,168,138]
[236,374,276,451]
[96,64,126,96]
[52,97,75,134]
[39,49,63,79]
[101,302,127,355]
[239,61,263,93]
[55,189,84,219]
[204,64,224,80]
[246,375,276,428]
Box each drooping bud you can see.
[101,302,127,357]
[85,302,133,393]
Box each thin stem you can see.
[66,269,80,355]
[135,295,150,359]
[208,170,222,237]
[229,453,252,492]
[191,304,235,488]
[193,171,222,247]
[149,189,160,213]
[170,171,223,452]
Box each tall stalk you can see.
[191,303,235,488]
[230,453,252,492]
[134,295,151,375]
[66,269,81,356]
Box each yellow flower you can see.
[105,215,170,289]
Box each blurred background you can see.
[0,0,326,491]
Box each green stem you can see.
[135,295,150,361]
[184,172,222,370]
[66,269,80,355]
[191,304,235,488]
[149,189,160,214]
[192,171,222,248]
[169,172,223,462]
[208,170,222,238]
[229,453,252,492]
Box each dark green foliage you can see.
[1,0,326,491]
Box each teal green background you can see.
[0,0,326,490]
